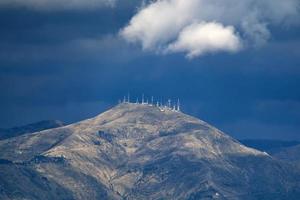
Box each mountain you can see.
[0,120,65,140]
[0,103,300,200]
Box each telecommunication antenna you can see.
[177,99,180,111]
[168,99,171,108]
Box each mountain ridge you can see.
[0,120,65,140]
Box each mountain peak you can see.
[104,102,183,119]
[43,102,265,162]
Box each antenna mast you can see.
[177,99,180,111]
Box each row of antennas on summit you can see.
[119,94,180,112]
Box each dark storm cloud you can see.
[0,0,117,10]
[0,1,300,141]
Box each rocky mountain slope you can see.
[0,103,300,200]
[0,120,64,140]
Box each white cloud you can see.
[121,0,199,50]
[166,22,241,58]
[120,0,299,58]
[0,0,116,10]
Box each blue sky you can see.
[0,0,300,140]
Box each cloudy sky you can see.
[0,0,300,140]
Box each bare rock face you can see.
[0,103,300,200]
